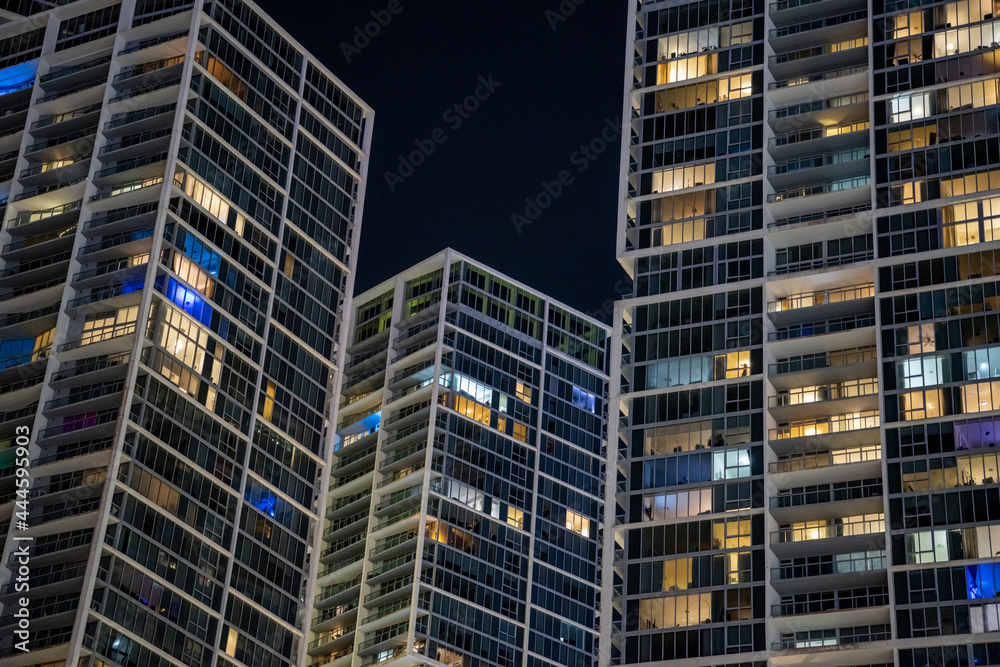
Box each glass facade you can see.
[613,0,1000,665]
[314,251,610,667]
[0,3,371,667]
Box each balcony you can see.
[103,102,177,136]
[772,515,885,559]
[769,122,870,163]
[771,479,883,522]
[99,127,173,162]
[769,312,875,346]
[769,176,871,205]
[769,377,879,421]
[19,152,93,188]
[774,624,891,653]
[770,42,868,91]
[772,551,887,597]
[92,152,168,187]
[769,412,880,461]
[769,0,866,28]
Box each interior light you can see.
[948,43,955,50]
[174,339,186,353]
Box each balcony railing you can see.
[773,479,882,508]
[775,626,891,650]
[770,377,878,408]
[771,93,868,121]
[770,411,880,440]
[769,284,874,313]
[774,587,888,617]
[770,314,875,341]
[770,443,881,473]
[771,122,869,149]
[774,551,886,580]
[774,516,884,544]
[9,201,83,230]
[39,55,112,84]
[770,65,869,90]
[31,103,103,131]
[770,9,868,38]
[770,148,869,175]
[768,176,871,203]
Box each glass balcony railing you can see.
[774,515,885,544]
[768,176,871,203]
[769,284,874,313]
[769,314,875,341]
[770,377,879,408]
[770,443,881,472]
[770,411,880,440]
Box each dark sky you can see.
[257,0,631,321]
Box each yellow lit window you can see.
[225,628,239,657]
[262,380,277,421]
[516,382,532,403]
[182,172,231,221]
[512,422,528,443]
[905,324,936,354]
[899,388,943,420]
[654,73,752,113]
[652,163,715,194]
[426,519,447,544]
[451,394,492,426]
[656,53,718,85]
[173,254,215,298]
[565,509,590,537]
[639,592,712,629]
[507,507,524,529]
[661,557,693,591]
[718,350,751,379]
[33,328,54,360]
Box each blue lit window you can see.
[256,495,276,517]
[968,563,1000,600]
[0,338,34,368]
[165,277,212,326]
[572,386,596,413]
[121,279,144,294]
[0,61,38,98]
[183,233,221,276]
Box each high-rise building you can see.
[312,249,609,667]
[0,3,372,667]
[610,0,1000,665]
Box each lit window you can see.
[565,509,590,537]
[262,380,276,421]
[571,386,596,413]
[516,382,532,403]
[507,507,524,529]
[512,422,528,443]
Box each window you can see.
[507,507,524,529]
[565,509,590,537]
[516,382,532,403]
[652,163,715,193]
[571,386,597,413]
[890,92,933,123]
[712,449,752,480]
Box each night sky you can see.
[257,0,631,322]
